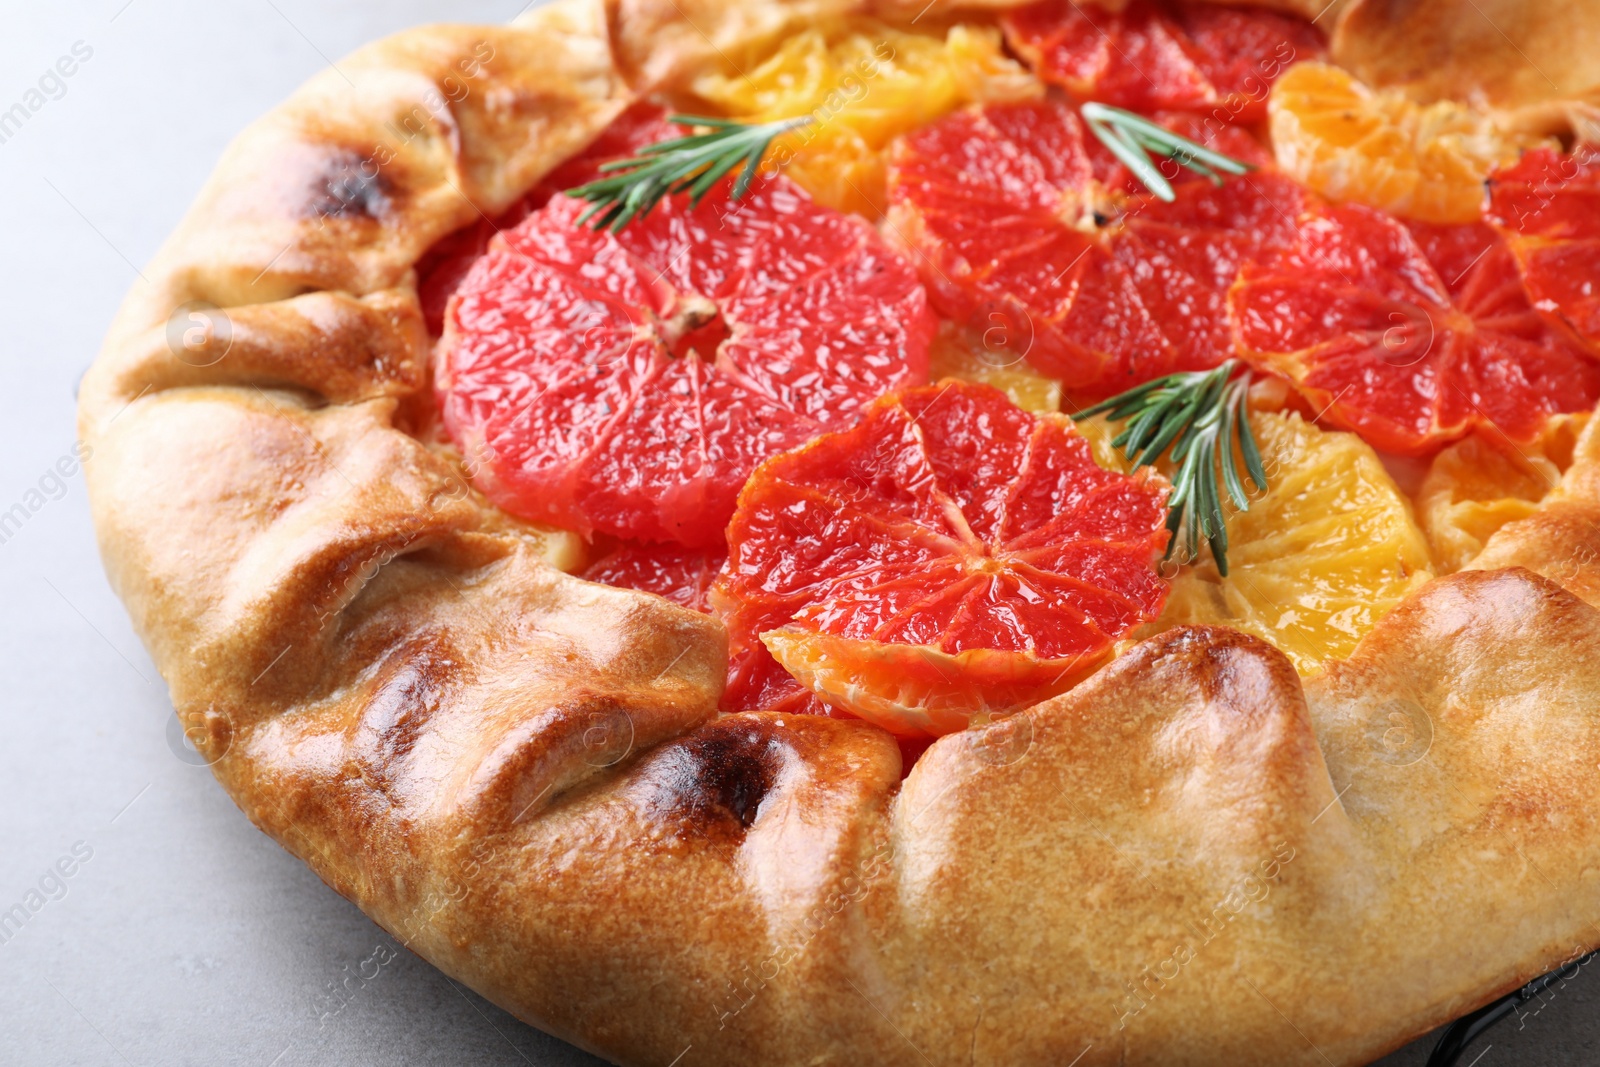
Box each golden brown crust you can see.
[1332,0,1600,135]
[79,1,1600,1064]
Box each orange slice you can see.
[1415,415,1587,573]
[713,380,1171,736]
[695,21,1040,217]
[1231,207,1600,455]
[1269,61,1552,224]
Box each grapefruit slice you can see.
[1002,0,1324,125]
[581,543,723,612]
[886,98,1302,395]
[438,165,933,546]
[1487,146,1600,348]
[417,104,675,334]
[1270,62,1552,225]
[1231,206,1600,455]
[713,380,1171,736]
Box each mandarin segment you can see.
[1148,412,1434,672]
[695,22,1041,218]
[1231,207,1600,455]
[1270,62,1553,224]
[887,98,1301,396]
[1003,0,1322,124]
[1415,415,1587,573]
[714,380,1170,736]
[437,138,932,546]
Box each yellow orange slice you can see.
[1144,411,1434,672]
[696,21,1040,217]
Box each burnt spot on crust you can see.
[303,149,394,222]
[642,718,788,837]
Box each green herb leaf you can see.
[1074,359,1266,576]
[566,114,812,232]
[1080,102,1253,203]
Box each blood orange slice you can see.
[581,543,723,612]
[1002,0,1323,125]
[887,98,1301,395]
[417,104,675,335]
[713,380,1171,737]
[1232,205,1600,455]
[1487,146,1600,348]
[438,165,933,546]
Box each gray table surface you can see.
[1,2,1594,1064]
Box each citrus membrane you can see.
[695,21,1041,218]
[713,379,1171,736]
[1487,146,1600,347]
[1231,208,1600,455]
[1003,0,1324,125]
[436,128,933,546]
[1144,411,1434,672]
[887,98,1302,396]
[1270,62,1553,224]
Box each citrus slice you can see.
[1415,415,1587,573]
[417,104,674,334]
[887,98,1303,395]
[1147,411,1434,672]
[1487,146,1600,347]
[695,22,1040,218]
[927,324,1061,413]
[1003,0,1323,125]
[1269,62,1552,224]
[1231,207,1600,455]
[713,380,1171,736]
[581,543,724,612]
[437,162,933,546]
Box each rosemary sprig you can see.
[566,114,812,232]
[1081,102,1253,203]
[1074,359,1267,576]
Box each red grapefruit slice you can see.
[1002,0,1324,125]
[417,104,675,335]
[438,165,933,546]
[886,99,1302,396]
[581,543,723,612]
[1488,146,1600,348]
[1232,205,1600,455]
[713,380,1171,736]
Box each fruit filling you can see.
[1003,0,1324,125]
[714,380,1171,736]
[419,16,1600,742]
[887,98,1303,395]
[436,131,932,546]
[1232,209,1600,455]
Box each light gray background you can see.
[0,2,1593,1064]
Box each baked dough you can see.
[79,1,1600,1063]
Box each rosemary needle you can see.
[1074,360,1267,576]
[566,114,812,232]
[1081,102,1253,203]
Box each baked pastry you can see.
[79,1,1600,1064]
